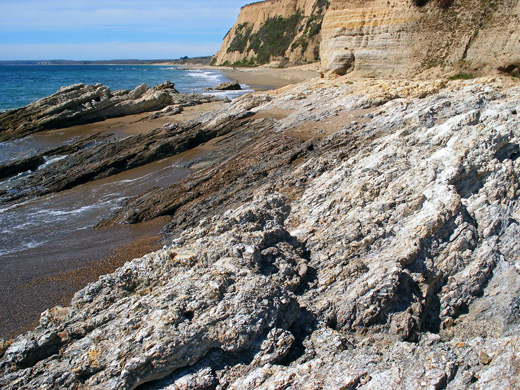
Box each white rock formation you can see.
[1,77,519,389]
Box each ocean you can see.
[0,64,251,112]
[0,64,252,336]
[0,64,248,257]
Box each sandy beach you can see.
[0,101,225,339]
[0,218,168,339]
[204,63,320,91]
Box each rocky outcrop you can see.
[0,195,302,389]
[320,0,520,77]
[0,87,233,203]
[0,98,248,205]
[1,77,519,389]
[205,81,242,91]
[0,82,181,141]
[212,0,330,66]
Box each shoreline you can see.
[0,218,168,339]
[193,63,320,91]
[0,100,227,339]
[0,65,318,339]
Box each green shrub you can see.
[316,0,330,13]
[232,57,256,67]
[247,13,302,64]
[227,23,253,53]
[305,14,324,37]
[291,37,309,53]
[448,72,475,80]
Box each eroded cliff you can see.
[321,0,520,76]
[215,0,520,77]
[212,0,330,66]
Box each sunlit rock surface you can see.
[1,77,519,389]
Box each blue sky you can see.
[0,0,247,60]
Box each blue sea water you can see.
[0,64,257,337]
[0,64,250,111]
[0,64,252,260]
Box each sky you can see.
[0,0,248,61]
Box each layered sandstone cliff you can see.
[216,0,520,76]
[212,0,330,66]
[321,0,520,76]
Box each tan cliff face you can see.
[320,0,421,75]
[216,0,520,77]
[321,0,520,77]
[212,0,330,66]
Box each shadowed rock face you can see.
[0,82,182,141]
[1,78,520,389]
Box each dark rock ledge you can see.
[205,81,242,91]
[0,82,235,204]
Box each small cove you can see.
[0,92,230,339]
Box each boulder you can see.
[207,81,242,91]
[324,50,355,76]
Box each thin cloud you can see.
[0,0,246,59]
[0,1,244,31]
[0,42,223,61]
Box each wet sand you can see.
[0,65,318,339]
[0,218,169,339]
[39,100,226,140]
[0,102,226,340]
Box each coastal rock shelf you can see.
[0,84,232,204]
[0,81,225,141]
[1,77,519,389]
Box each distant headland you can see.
[0,56,213,66]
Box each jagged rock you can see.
[0,155,45,180]
[0,82,181,140]
[0,194,304,389]
[0,94,232,204]
[2,78,520,388]
[0,117,234,204]
[206,81,242,91]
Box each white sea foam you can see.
[186,70,222,81]
[0,239,48,256]
[33,204,101,218]
[0,203,23,213]
[38,155,67,170]
[10,221,40,230]
[202,85,254,100]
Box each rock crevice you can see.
[1,78,520,389]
